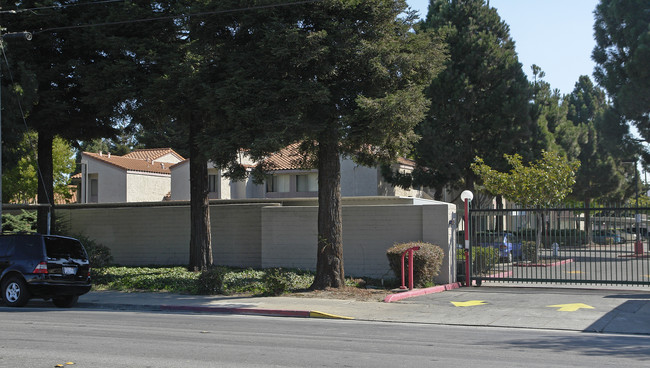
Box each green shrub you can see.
[262,268,290,296]
[386,242,444,288]
[522,241,538,263]
[197,266,227,295]
[1,211,37,233]
[468,247,499,275]
[74,234,113,268]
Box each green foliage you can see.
[386,242,444,288]
[459,247,499,275]
[565,76,631,205]
[2,133,75,203]
[72,234,113,268]
[262,268,291,296]
[522,241,538,263]
[593,0,650,140]
[196,266,227,295]
[1,211,37,233]
[471,150,580,207]
[407,0,532,198]
[92,267,199,293]
[92,266,316,295]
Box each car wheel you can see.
[2,276,31,307]
[52,295,79,308]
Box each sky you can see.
[405,0,600,96]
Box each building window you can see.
[296,173,318,192]
[208,174,218,193]
[266,175,290,192]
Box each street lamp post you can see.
[460,190,473,287]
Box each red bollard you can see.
[400,246,421,290]
[635,240,644,256]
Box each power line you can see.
[29,0,323,35]
[0,0,125,14]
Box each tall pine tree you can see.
[411,0,532,198]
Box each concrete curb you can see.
[383,282,463,303]
[159,305,354,320]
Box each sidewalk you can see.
[69,284,650,335]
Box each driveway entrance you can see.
[466,205,650,286]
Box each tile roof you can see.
[263,143,416,171]
[264,143,312,171]
[397,157,416,168]
[122,148,184,162]
[84,152,172,174]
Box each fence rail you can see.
[466,205,650,286]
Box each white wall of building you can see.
[340,159,380,196]
[126,172,172,202]
[81,157,127,203]
[170,161,190,201]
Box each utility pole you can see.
[0,12,32,231]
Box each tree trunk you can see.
[310,136,345,290]
[433,185,444,201]
[584,198,592,245]
[188,120,213,271]
[37,132,54,234]
[496,195,504,232]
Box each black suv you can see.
[0,234,91,308]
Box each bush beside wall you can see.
[386,242,444,288]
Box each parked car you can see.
[477,233,523,263]
[1,234,91,307]
[592,230,624,244]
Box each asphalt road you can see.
[1,308,650,367]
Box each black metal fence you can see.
[465,204,650,286]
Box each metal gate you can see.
[466,205,650,286]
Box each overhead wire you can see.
[28,0,324,34]
[0,0,126,14]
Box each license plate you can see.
[63,266,77,275]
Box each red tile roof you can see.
[84,152,173,174]
[122,148,184,162]
[264,143,311,171]
[264,143,415,171]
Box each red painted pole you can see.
[464,198,470,287]
[400,251,406,289]
[399,246,421,290]
[409,249,415,290]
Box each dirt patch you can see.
[289,286,392,302]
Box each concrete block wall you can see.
[57,198,456,283]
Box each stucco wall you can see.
[340,159,379,196]
[82,158,127,203]
[170,162,190,201]
[126,172,172,202]
[58,198,457,283]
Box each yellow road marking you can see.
[310,311,354,319]
[451,300,488,307]
[547,303,595,312]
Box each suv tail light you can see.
[499,245,507,250]
[33,262,49,274]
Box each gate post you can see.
[461,190,474,287]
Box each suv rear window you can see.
[44,237,87,260]
[0,235,43,258]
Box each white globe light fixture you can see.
[460,190,473,287]
[460,190,474,202]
